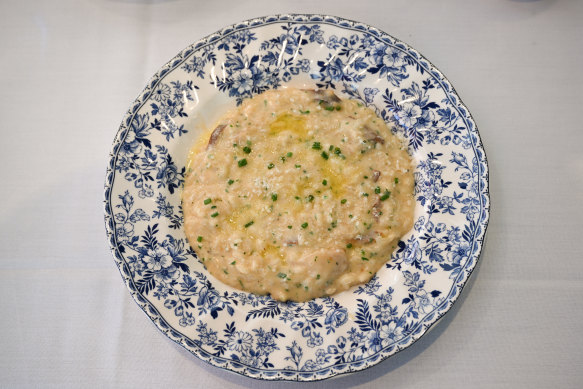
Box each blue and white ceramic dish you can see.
[104,14,489,381]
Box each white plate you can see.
[104,14,489,381]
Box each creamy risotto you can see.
[182,88,414,302]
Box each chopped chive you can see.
[210,205,217,209]
[316,274,321,279]
[227,179,234,185]
[244,220,254,228]
[361,257,369,261]
[299,109,310,114]
[306,194,314,202]
[321,151,329,160]
[223,269,229,274]
[362,193,369,197]
[197,236,203,242]
[334,147,341,155]
[286,152,293,158]
[287,225,292,229]
[230,261,236,265]
[322,179,327,186]
[277,272,287,279]
[267,163,275,169]
[346,243,353,248]
[394,177,399,184]
[329,145,334,151]
[324,105,335,111]
[243,146,252,154]
[203,198,212,205]
[238,158,247,167]
[380,190,391,201]
[271,193,278,201]
[210,212,219,218]
[364,175,369,179]
[301,222,308,229]
[335,106,341,111]
[341,199,347,204]
[375,187,381,194]
[312,142,322,150]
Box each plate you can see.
[104,14,489,381]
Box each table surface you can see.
[1,0,582,387]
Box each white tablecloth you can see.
[1,0,582,387]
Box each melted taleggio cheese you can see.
[182,88,414,302]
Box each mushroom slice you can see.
[372,200,383,221]
[362,124,385,146]
[303,89,341,106]
[372,170,381,182]
[207,124,227,149]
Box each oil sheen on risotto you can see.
[182,88,414,302]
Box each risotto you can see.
[182,88,414,301]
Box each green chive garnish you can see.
[203,198,212,205]
[238,159,247,167]
[380,190,391,201]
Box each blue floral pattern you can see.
[104,15,489,381]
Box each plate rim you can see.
[104,13,490,382]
